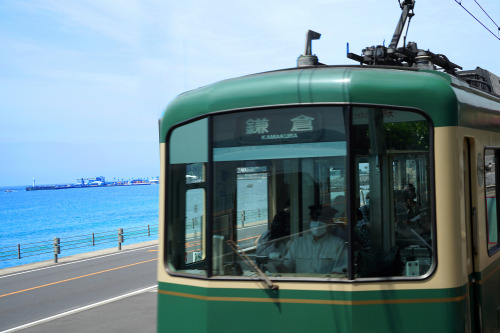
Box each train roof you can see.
[160,1,500,142]
[160,65,500,142]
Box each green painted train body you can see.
[158,65,500,332]
[158,282,471,332]
[159,66,500,138]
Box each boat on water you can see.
[129,179,151,185]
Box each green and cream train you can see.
[157,21,500,333]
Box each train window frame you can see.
[163,104,436,282]
[165,118,210,276]
[484,147,500,256]
[349,107,435,280]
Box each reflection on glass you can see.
[212,107,347,278]
[485,149,498,251]
[353,109,432,277]
[185,188,204,263]
[167,107,434,279]
[186,164,204,184]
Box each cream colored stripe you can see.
[159,289,466,305]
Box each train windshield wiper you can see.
[226,240,278,290]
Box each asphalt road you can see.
[0,242,158,332]
[0,223,265,333]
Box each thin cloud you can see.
[24,0,144,45]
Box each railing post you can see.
[53,238,60,263]
[118,228,124,250]
[5,224,159,264]
[241,211,245,227]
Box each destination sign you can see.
[352,108,424,125]
[236,111,322,145]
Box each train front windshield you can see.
[166,106,433,279]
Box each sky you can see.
[1,0,499,187]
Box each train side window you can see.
[185,176,205,264]
[167,119,208,275]
[352,108,432,278]
[484,149,499,253]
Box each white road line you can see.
[0,244,158,279]
[0,285,157,333]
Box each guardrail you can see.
[238,208,268,226]
[0,224,158,264]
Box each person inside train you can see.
[403,184,420,219]
[256,200,291,259]
[284,205,347,275]
[356,192,371,249]
[394,190,411,231]
[331,195,348,241]
[402,185,432,248]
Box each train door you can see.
[463,137,480,332]
[481,148,500,332]
[235,164,270,249]
[212,161,271,273]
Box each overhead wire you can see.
[473,0,499,31]
[454,0,500,41]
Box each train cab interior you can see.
[166,106,434,280]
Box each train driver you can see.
[284,205,348,275]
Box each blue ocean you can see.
[0,185,159,269]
